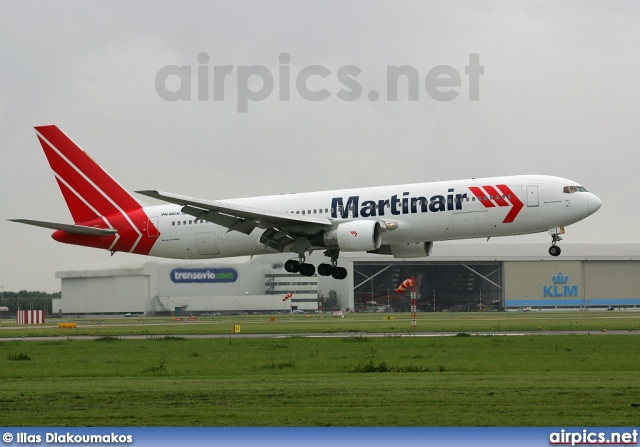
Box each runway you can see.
[1,329,639,342]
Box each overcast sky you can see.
[2,1,639,292]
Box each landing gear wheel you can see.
[284,259,300,273]
[331,267,348,280]
[299,263,316,277]
[317,264,333,276]
[319,249,348,280]
[549,246,561,257]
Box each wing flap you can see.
[9,219,117,236]
[181,205,257,235]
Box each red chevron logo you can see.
[468,185,523,223]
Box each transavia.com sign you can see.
[170,268,238,283]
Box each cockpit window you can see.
[563,185,588,194]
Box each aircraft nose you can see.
[588,193,602,214]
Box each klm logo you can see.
[543,272,578,297]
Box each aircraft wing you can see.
[8,219,118,236]
[136,190,333,236]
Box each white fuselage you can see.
[144,175,600,259]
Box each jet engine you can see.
[318,220,383,252]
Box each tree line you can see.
[0,290,60,313]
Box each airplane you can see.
[9,125,602,280]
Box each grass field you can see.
[1,312,640,427]
[2,310,640,337]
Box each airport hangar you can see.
[52,244,640,316]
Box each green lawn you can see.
[1,311,640,338]
[1,334,639,426]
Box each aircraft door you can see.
[196,232,221,255]
[147,217,160,237]
[526,185,539,207]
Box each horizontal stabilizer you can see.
[8,219,117,236]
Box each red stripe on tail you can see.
[35,126,141,220]
[34,125,159,255]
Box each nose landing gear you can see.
[549,243,561,257]
[548,227,564,257]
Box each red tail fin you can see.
[33,125,158,255]
[35,125,141,223]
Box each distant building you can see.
[265,272,319,307]
[53,244,640,315]
[348,244,640,312]
[53,256,324,316]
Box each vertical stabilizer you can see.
[32,125,158,255]
[34,125,141,223]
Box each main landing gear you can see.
[318,260,348,280]
[284,258,316,276]
[284,251,348,280]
